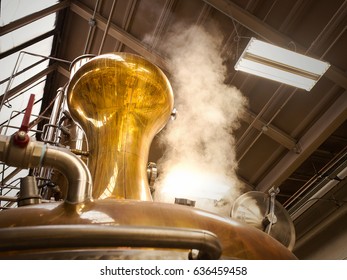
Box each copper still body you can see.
[0,53,296,260]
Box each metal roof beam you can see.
[256,91,347,192]
[242,110,297,150]
[70,0,169,71]
[203,0,347,90]
[70,0,297,151]
[0,58,47,86]
[0,30,55,60]
[0,0,70,36]
[57,64,70,78]
[0,64,57,105]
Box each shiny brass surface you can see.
[67,53,174,200]
[0,53,297,260]
[0,200,296,259]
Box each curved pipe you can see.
[0,135,92,204]
[43,147,92,204]
[0,225,222,260]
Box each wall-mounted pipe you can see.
[0,135,92,205]
[44,87,65,143]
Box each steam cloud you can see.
[153,25,248,216]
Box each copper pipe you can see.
[44,87,65,143]
[0,225,222,260]
[43,147,92,204]
[0,135,92,205]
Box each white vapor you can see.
[153,25,248,216]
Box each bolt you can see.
[171,108,177,120]
[262,125,269,132]
[88,18,96,27]
[17,131,27,140]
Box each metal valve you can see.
[13,94,35,148]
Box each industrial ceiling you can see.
[0,0,346,259]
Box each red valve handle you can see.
[20,94,35,132]
[13,94,35,147]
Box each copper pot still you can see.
[0,53,296,260]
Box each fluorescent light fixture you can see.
[234,37,330,91]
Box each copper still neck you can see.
[67,53,174,201]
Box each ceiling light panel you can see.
[234,37,330,91]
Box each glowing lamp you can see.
[234,37,330,91]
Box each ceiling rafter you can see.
[195,2,212,28]
[0,0,70,36]
[150,0,177,50]
[256,91,347,192]
[69,0,297,152]
[0,64,57,105]
[70,0,169,71]
[0,30,56,60]
[57,64,70,78]
[0,58,47,86]
[243,110,297,150]
[114,0,138,52]
[203,0,347,90]
[200,0,347,196]
[83,0,103,54]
